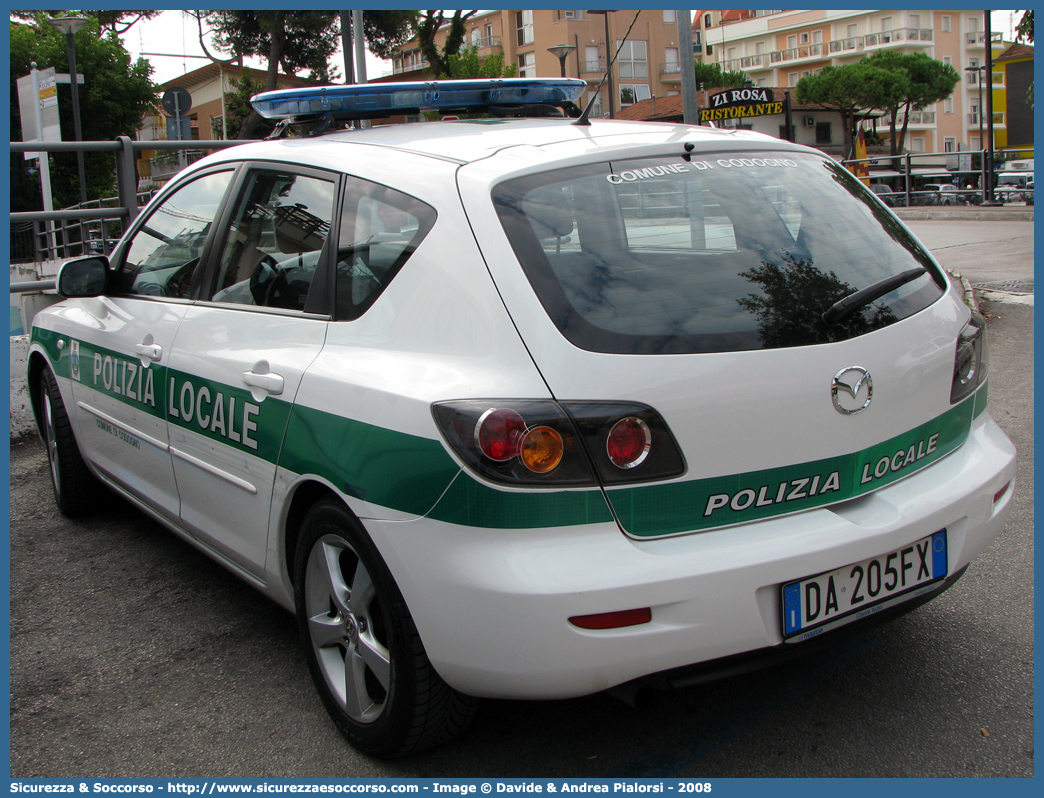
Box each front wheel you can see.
[294,498,478,757]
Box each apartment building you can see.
[994,43,1034,156]
[137,64,316,184]
[386,10,687,117]
[693,10,1010,155]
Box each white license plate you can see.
[782,531,947,641]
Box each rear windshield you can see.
[492,150,945,354]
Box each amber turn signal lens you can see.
[520,426,564,473]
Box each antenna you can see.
[574,11,643,127]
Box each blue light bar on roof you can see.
[250,78,588,121]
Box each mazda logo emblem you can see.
[832,367,873,415]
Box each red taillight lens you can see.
[476,408,526,461]
[607,416,652,469]
[563,402,686,485]
[569,607,652,630]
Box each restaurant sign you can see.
[700,87,782,123]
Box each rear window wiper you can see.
[821,267,928,327]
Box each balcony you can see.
[966,30,1004,47]
[721,53,769,72]
[392,59,430,75]
[466,36,502,51]
[864,28,934,48]
[768,42,826,65]
[148,149,208,182]
[582,59,607,74]
[881,111,937,127]
[967,111,1006,126]
[967,71,1005,87]
[660,62,683,81]
[828,36,863,54]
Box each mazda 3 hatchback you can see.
[28,79,1016,757]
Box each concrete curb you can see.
[894,207,1033,222]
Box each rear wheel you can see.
[39,367,100,517]
[294,498,478,757]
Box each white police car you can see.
[28,79,1016,757]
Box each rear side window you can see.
[211,169,336,311]
[334,177,436,320]
[493,152,945,354]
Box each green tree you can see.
[414,10,479,78]
[361,10,421,60]
[693,60,747,89]
[9,9,161,35]
[863,50,960,155]
[199,11,341,138]
[1017,10,1034,108]
[10,14,158,212]
[796,63,908,159]
[216,72,279,140]
[444,48,517,79]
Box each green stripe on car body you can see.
[34,332,988,537]
[279,404,461,517]
[607,397,977,538]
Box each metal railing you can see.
[842,148,1032,208]
[10,137,252,294]
[864,28,934,47]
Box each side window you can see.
[116,170,233,298]
[335,178,436,320]
[211,169,336,311]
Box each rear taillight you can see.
[606,417,652,469]
[432,400,685,487]
[951,312,989,404]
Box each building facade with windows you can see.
[386,10,686,117]
[993,43,1034,157]
[137,65,316,185]
[692,9,1009,155]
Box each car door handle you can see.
[134,343,163,361]
[242,370,284,396]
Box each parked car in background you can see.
[921,183,961,206]
[995,171,1034,203]
[1024,179,1033,205]
[868,183,906,207]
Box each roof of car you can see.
[212,117,809,168]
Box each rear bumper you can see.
[365,412,1015,699]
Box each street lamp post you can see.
[981,10,1001,205]
[47,16,89,254]
[964,65,981,177]
[547,44,577,78]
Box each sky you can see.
[123,9,1025,87]
[121,10,393,86]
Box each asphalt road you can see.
[8,228,1034,779]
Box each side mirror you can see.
[56,256,109,298]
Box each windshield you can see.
[493,150,946,355]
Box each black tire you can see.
[293,498,479,757]
[39,367,100,517]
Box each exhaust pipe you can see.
[606,680,655,710]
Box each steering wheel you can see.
[248,253,290,307]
